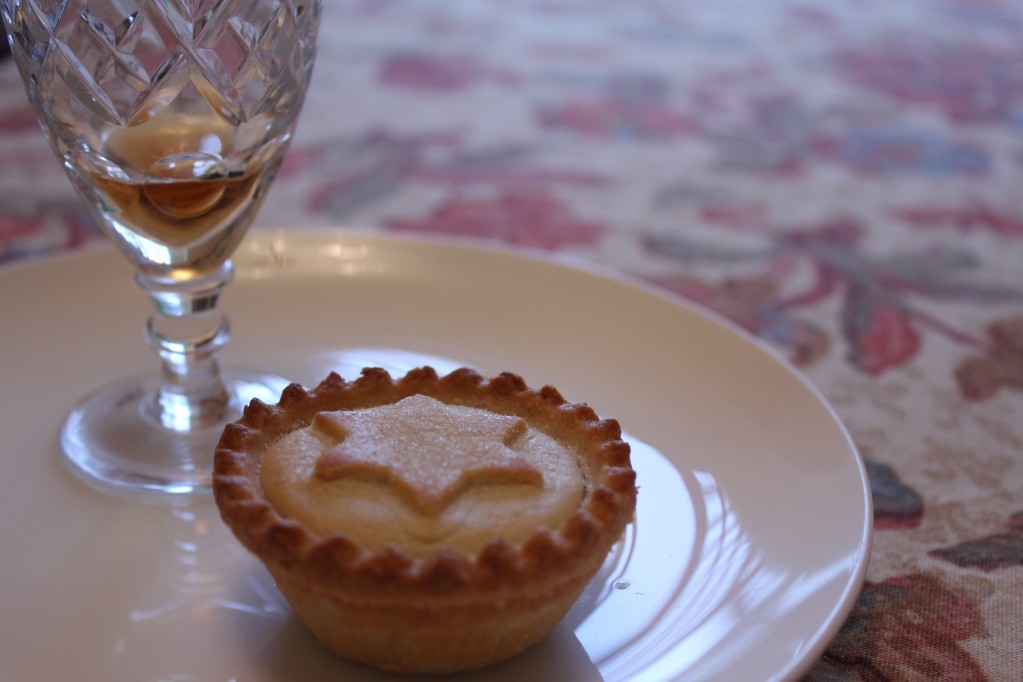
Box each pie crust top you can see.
[261,393,587,554]
[213,367,637,596]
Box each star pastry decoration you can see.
[311,394,543,515]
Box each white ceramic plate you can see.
[0,230,871,682]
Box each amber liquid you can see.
[90,171,262,248]
[84,112,272,251]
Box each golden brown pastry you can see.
[213,367,636,674]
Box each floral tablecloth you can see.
[2,1,1022,679]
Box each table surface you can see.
[2,1,1021,679]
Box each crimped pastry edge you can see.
[212,366,637,599]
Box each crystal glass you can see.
[2,0,321,499]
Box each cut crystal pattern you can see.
[3,0,317,128]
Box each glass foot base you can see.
[60,369,291,501]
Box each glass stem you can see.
[139,262,234,432]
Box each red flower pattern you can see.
[539,76,694,138]
[648,272,831,367]
[843,286,922,376]
[278,131,609,221]
[647,218,1019,376]
[818,573,986,680]
[0,204,99,264]
[379,52,519,91]
[896,204,1023,238]
[386,190,605,250]
[955,316,1023,400]
[837,40,1023,124]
